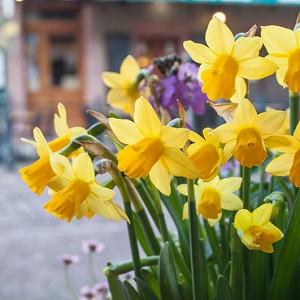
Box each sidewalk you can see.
[0,166,130,300]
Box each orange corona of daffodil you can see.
[266,122,300,187]
[183,17,276,102]
[261,25,300,93]
[19,128,55,195]
[109,96,197,195]
[49,103,86,152]
[178,176,243,226]
[234,203,283,253]
[44,153,128,222]
[102,55,141,115]
[211,99,286,168]
[187,128,223,181]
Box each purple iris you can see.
[159,62,208,116]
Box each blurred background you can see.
[0,0,299,299]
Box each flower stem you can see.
[242,167,251,210]
[63,266,77,299]
[289,91,299,134]
[88,252,97,284]
[187,179,202,300]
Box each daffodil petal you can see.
[261,221,284,241]
[230,76,247,103]
[47,176,69,192]
[33,127,52,157]
[73,153,95,183]
[295,28,300,46]
[149,159,171,196]
[217,177,242,192]
[210,123,237,144]
[109,118,143,145]
[238,57,277,80]
[177,184,188,196]
[205,17,234,54]
[77,201,88,219]
[50,153,73,177]
[120,55,140,83]
[163,149,197,179]
[241,231,256,250]
[189,130,206,144]
[234,98,257,124]
[183,40,216,64]
[293,122,300,140]
[221,192,243,210]
[161,126,188,148]
[107,88,135,114]
[183,202,189,220]
[276,67,288,87]
[232,36,262,61]
[134,97,161,136]
[207,213,222,226]
[256,110,286,137]
[223,140,235,162]
[252,203,272,226]
[264,135,299,153]
[261,25,297,54]
[234,209,252,231]
[198,63,211,82]
[102,72,123,88]
[91,183,115,201]
[266,153,294,176]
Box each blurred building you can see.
[1,0,300,148]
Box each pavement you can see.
[0,164,130,300]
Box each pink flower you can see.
[79,286,97,300]
[82,239,105,254]
[60,254,80,266]
[93,282,109,297]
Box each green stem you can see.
[110,167,141,279]
[104,256,159,276]
[289,91,299,134]
[230,226,243,300]
[147,178,169,242]
[242,167,251,210]
[187,179,202,300]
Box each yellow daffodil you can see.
[187,128,223,181]
[211,99,286,167]
[19,128,55,195]
[109,96,197,195]
[44,153,128,222]
[183,17,276,102]
[234,203,283,253]
[266,106,289,134]
[266,122,300,187]
[178,176,243,226]
[102,55,141,115]
[49,103,86,152]
[261,25,300,92]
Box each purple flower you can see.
[93,282,109,297]
[158,62,207,116]
[79,286,97,300]
[60,254,80,266]
[82,239,105,254]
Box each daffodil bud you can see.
[263,191,286,220]
[167,118,183,128]
[94,159,112,175]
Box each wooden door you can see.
[24,16,84,133]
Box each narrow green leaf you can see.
[122,280,140,300]
[269,190,300,299]
[135,278,159,300]
[216,275,233,300]
[158,242,181,300]
[141,269,161,299]
[107,274,123,300]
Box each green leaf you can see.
[158,242,181,300]
[269,190,300,299]
[107,274,123,300]
[122,280,140,300]
[216,275,233,300]
[135,278,159,300]
[141,268,161,299]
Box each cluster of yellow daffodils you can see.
[178,176,243,226]
[234,203,283,253]
[266,122,300,187]
[102,55,142,115]
[261,25,300,93]
[211,98,286,167]
[187,128,224,181]
[184,17,276,102]
[45,153,127,222]
[109,96,197,195]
